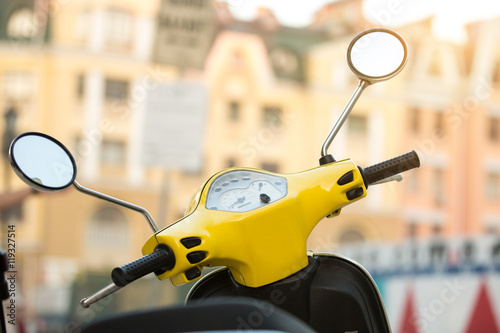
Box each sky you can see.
[222,0,500,43]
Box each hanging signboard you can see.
[152,0,216,69]
[141,81,206,172]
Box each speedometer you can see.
[219,188,259,211]
[205,170,287,212]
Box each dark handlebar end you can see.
[111,244,175,288]
[361,150,420,187]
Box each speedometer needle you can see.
[238,202,252,209]
[230,196,246,208]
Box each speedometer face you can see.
[219,189,259,211]
[205,170,287,212]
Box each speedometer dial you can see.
[219,189,259,211]
[205,170,287,212]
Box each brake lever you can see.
[370,173,403,185]
[80,283,122,308]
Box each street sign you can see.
[152,0,216,69]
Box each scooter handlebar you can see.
[361,150,420,187]
[111,244,175,287]
[108,152,420,290]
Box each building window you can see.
[430,224,445,266]
[85,206,129,248]
[0,202,23,223]
[410,107,420,133]
[105,9,132,47]
[339,229,364,244]
[493,59,500,85]
[407,169,419,193]
[76,74,85,99]
[486,225,498,236]
[6,7,38,39]
[76,9,90,41]
[104,79,129,100]
[435,111,445,136]
[462,241,476,264]
[348,115,367,136]
[428,51,442,77]
[410,244,419,266]
[263,106,283,128]
[492,241,500,263]
[101,140,126,166]
[2,71,35,101]
[261,162,280,173]
[486,173,499,199]
[433,168,445,205]
[430,240,446,265]
[226,159,237,168]
[228,101,240,121]
[408,222,417,239]
[489,117,500,141]
[270,48,299,75]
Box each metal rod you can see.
[371,173,403,185]
[320,80,370,157]
[72,181,159,233]
[80,283,121,308]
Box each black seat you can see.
[81,297,316,333]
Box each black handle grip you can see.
[111,244,175,287]
[361,150,420,187]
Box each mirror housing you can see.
[9,132,77,192]
[347,28,408,84]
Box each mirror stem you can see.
[72,181,159,233]
[320,80,370,158]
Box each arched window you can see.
[105,8,132,46]
[462,241,476,265]
[491,241,500,263]
[429,241,446,266]
[338,229,364,244]
[85,206,129,249]
[7,7,38,39]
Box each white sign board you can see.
[141,81,206,172]
[152,0,216,69]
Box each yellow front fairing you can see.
[142,159,366,288]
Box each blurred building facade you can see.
[0,0,500,331]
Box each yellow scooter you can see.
[9,28,419,333]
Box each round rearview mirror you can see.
[9,132,77,192]
[347,28,408,83]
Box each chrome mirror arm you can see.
[72,181,159,233]
[320,80,370,159]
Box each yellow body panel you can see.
[142,159,366,288]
